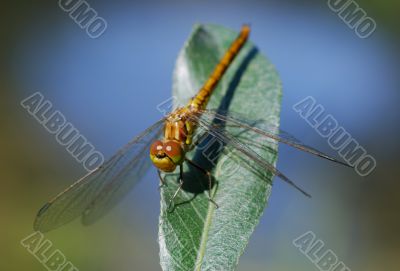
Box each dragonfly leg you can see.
[185,158,219,209]
[157,170,168,190]
[167,164,184,212]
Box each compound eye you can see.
[150,140,163,155]
[164,141,182,160]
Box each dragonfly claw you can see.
[208,198,219,209]
[167,200,175,213]
[158,182,168,191]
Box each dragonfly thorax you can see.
[164,107,197,145]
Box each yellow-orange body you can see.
[150,25,250,172]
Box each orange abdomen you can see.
[190,25,250,109]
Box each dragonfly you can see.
[34,25,352,232]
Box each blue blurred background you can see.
[1,0,399,270]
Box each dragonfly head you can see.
[150,140,184,172]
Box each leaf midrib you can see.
[194,185,218,271]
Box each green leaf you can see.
[159,24,282,271]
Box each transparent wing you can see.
[34,119,164,232]
[199,109,352,167]
[189,113,312,197]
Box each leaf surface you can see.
[159,24,282,271]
